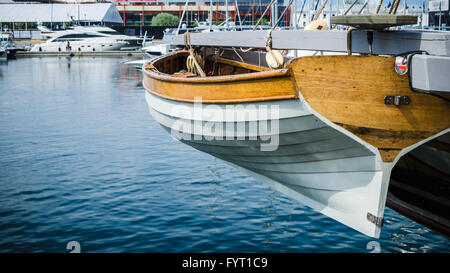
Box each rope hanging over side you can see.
[184,32,206,77]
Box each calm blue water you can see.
[0,57,448,253]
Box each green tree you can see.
[256,17,270,26]
[151,13,179,27]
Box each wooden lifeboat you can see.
[142,50,298,104]
[142,49,450,238]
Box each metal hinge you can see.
[367,213,384,228]
[384,96,410,106]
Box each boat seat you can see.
[172,72,197,78]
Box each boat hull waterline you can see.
[142,51,450,238]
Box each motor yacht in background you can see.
[33,25,150,52]
[31,32,127,52]
[142,41,171,56]
[0,31,19,59]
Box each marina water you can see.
[0,57,448,252]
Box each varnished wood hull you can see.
[142,51,450,238]
[289,55,450,163]
[143,51,298,103]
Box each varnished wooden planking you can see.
[143,51,298,103]
[143,76,298,103]
[290,55,450,162]
[334,123,433,149]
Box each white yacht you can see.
[31,25,149,52]
[0,31,20,59]
[30,33,126,52]
[142,41,171,56]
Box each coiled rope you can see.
[184,32,206,77]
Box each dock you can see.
[15,51,149,58]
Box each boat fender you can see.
[265,50,284,69]
[264,31,284,69]
[304,20,329,31]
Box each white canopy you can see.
[0,3,123,24]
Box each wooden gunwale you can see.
[144,68,291,84]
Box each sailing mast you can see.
[225,0,229,28]
[209,1,213,31]
[234,0,243,29]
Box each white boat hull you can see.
[144,91,398,238]
[142,43,170,56]
[30,40,126,52]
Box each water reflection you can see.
[206,159,225,234]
